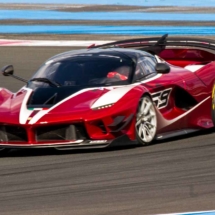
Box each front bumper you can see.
[0,135,136,150]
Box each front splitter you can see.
[0,135,137,150]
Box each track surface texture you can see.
[0,47,215,215]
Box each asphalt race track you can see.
[0,47,215,215]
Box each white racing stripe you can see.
[158,96,210,129]
[28,74,163,124]
[91,85,135,109]
[91,74,162,109]
[141,74,162,83]
[28,85,136,124]
[19,88,34,124]
[28,87,99,124]
[184,65,205,72]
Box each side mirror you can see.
[155,63,170,74]
[1,65,27,83]
[1,65,14,76]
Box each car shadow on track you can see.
[3,145,136,158]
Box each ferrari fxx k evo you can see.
[0,34,215,154]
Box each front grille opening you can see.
[0,125,27,142]
[36,124,88,141]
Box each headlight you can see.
[92,103,114,110]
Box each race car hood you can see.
[0,88,24,124]
[0,85,135,125]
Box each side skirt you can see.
[156,129,200,140]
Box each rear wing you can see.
[92,34,215,54]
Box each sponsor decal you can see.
[152,88,172,109]
[89,140,107,144]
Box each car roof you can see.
[47,48,153,63]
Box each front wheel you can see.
[135,95,157,146]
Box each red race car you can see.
[1,34,215,154]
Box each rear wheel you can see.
[135,96,157,146]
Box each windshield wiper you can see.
[30,78,61,87]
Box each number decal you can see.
[151,88,172,109]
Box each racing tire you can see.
[135,95,157,146]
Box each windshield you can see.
[30,56,134,87]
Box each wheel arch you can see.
[136,91,154,110]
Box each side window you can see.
[134,57,157,81]
[144,57,157,74]
[134,58,147,81]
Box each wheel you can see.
[0,148,9,156]
[135,95,157,145]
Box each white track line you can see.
[158,210,215,215]
[0,39,113,46]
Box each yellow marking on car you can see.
[212,85,215,98]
